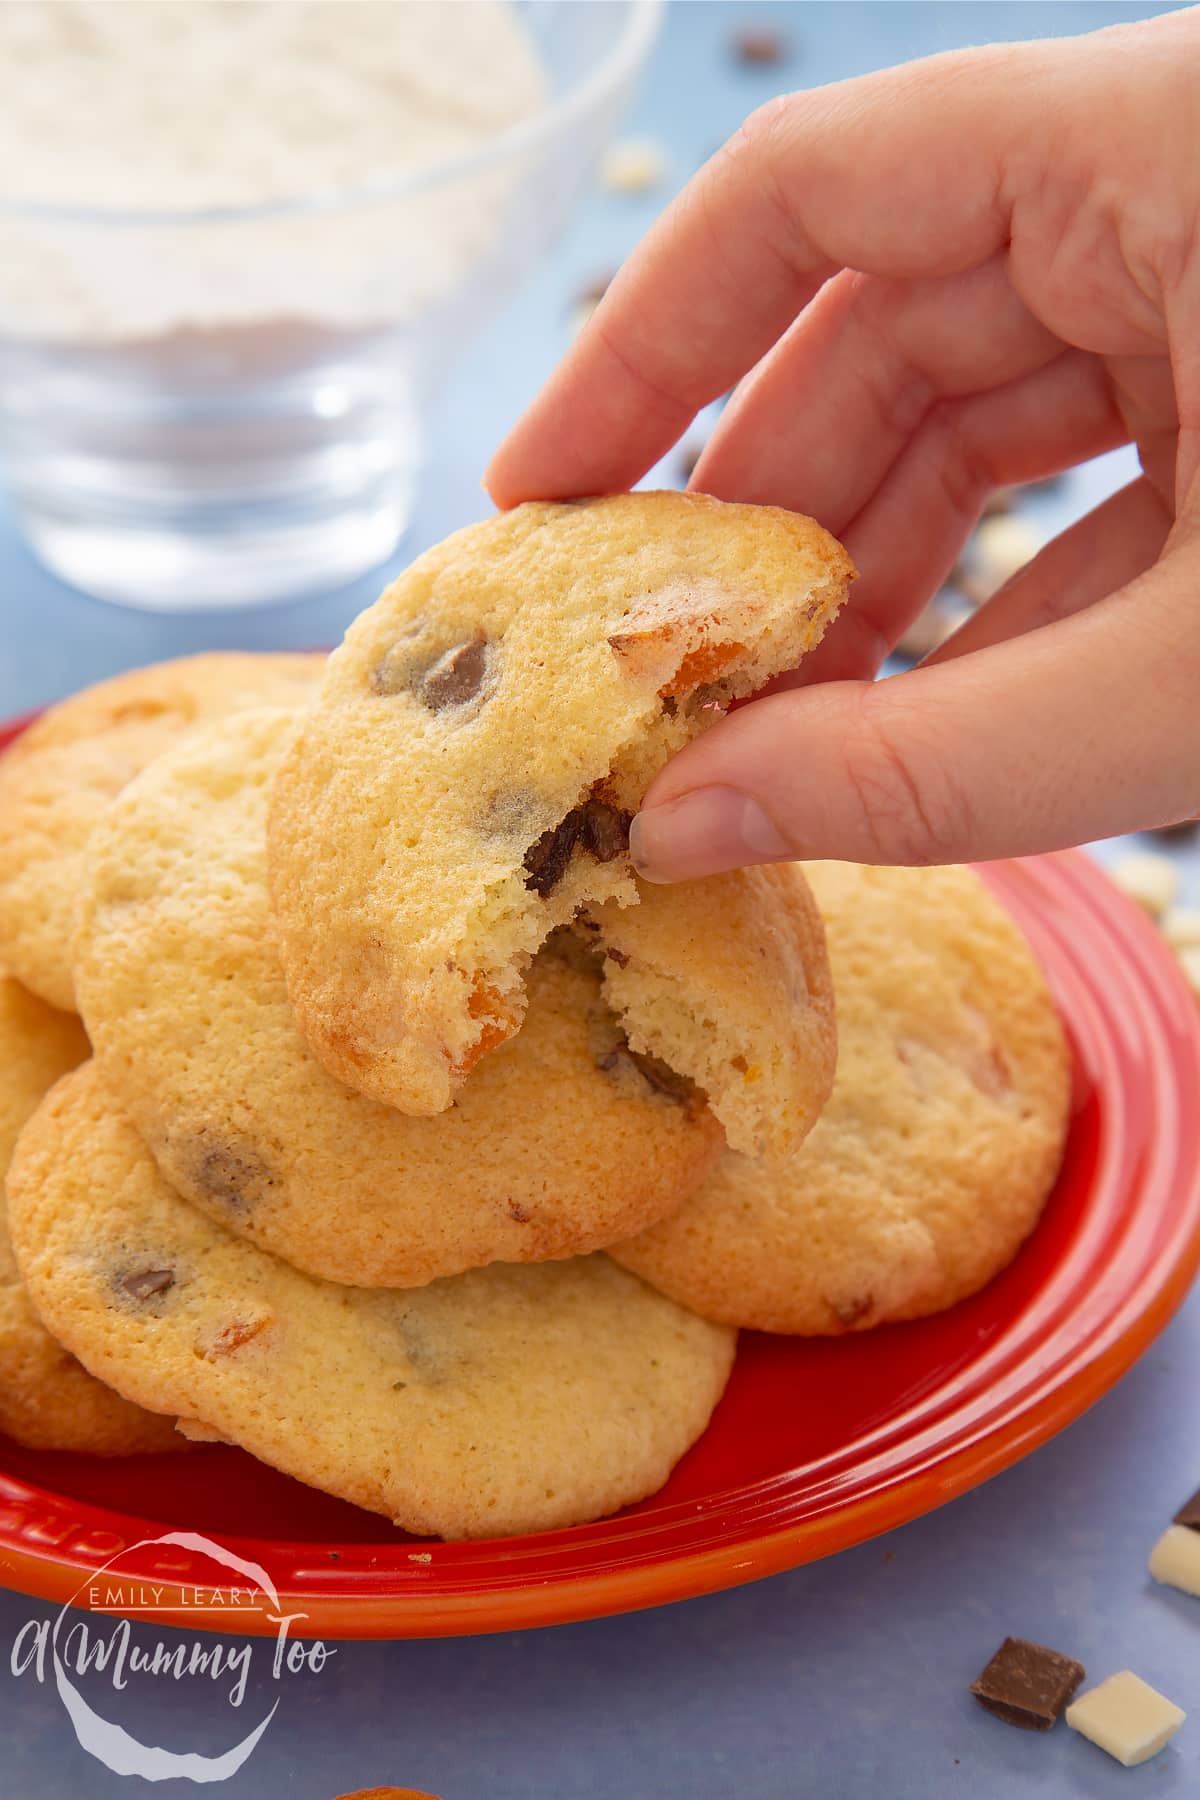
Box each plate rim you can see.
[1,692,1198,1638]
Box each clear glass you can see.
[0,0,661,610]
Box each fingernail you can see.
[629,787,793,884]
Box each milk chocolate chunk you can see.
[523,811,583,897]
[599,1043,694,1105]
[970,1637,1085,1730]
[1173,1484,1200,1529]
[418,638,489,712]
[120,1268,175,1302]
[579,798,631,862]
[523,798,630,896]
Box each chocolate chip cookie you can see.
[73,708,727,1285]
[613,862,1071,1333]
[0,977,180,1454]
[8,1065,737,1538]
[267,492,853,1114]
[0,651,323,1010]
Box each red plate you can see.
[1,695,1199,1637]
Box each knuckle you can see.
[931,402,996,522]
[838,685,977,865]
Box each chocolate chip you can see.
[370,634,491,710]
[522,799,632,897]
[970,1638,1085,1731]
[417,638,489,711]
[580,799,631,862]
[524,812,583,897]
[733,27,789,64]
[187,1138,272,1212]
[599,1043,694,1104]
[120,1268,175,1302]
[606,946,630,968]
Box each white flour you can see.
[0,0,548,340]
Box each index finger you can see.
[485,36,1051,506]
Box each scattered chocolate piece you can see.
[1066,1671,1186,1766]
[1174,1485,1200,1530]
[1149,1524,1200,1596]
[733,27,789,65]
[119,1267,175,1302]
[606,946,630,968]
[970,1637,1085,1731]
[600,137,667,194]
[1112,849,1180,918]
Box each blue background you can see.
[1,5,1198,1797]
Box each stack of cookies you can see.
[0,493,1071,1540]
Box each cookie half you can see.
[613,863,1072,1334]
[0,977,181,1454]
[268,492,853,1113]
[74,709,726,1285]
[0,651,323,1010]
[8,1065,737,1539]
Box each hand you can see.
[486,10,1200,881]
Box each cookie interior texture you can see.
[7,1065,738,1539]
[73,708,725,1286]
[0,651,323,1010]
[268,492,854,1115]
[0,978,181,1454]
[581,865,835,1158]
[613,863,1072,1334]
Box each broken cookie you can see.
[267,491,853,1115]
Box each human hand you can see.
[486,10,1200,881]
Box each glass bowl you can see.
[0,0,661,610]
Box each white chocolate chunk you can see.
[1065,1671,1186,1766]
[1150,1524,1200,1596]
[1162,907,1200,951]
[1111,852,1181,918]
[601,137,668,193]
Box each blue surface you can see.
[1,5,1198,1798]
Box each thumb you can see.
[629,541,1200,879]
